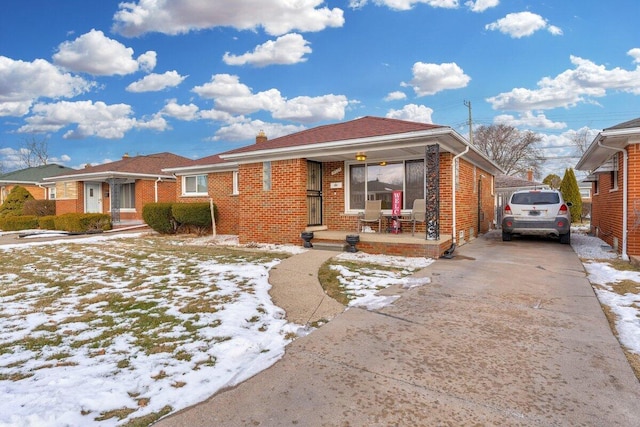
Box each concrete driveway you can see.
[156,230,640,426]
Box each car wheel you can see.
[502,231,512,241]
[559,231,570,244]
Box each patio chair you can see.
[399,198,426,236]
[358,200,382,233]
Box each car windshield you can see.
[511,192,559,205]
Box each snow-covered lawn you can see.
[0,232,429,426]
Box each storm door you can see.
[84,182,102,213]
[306,161,323,226]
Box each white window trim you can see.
[182,174,208,196]
[232,171,239,195]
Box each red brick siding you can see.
[591,150,625,254]
[628,144,640,256]
[238,160,307,244]
[454,158,495,243]
[2,184,48,200]
[176,172,239,235]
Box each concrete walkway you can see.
[268,249,345,325]
[157,232,640,425]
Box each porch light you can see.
[355,152,367,161]
[379,161,387,166]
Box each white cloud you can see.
[126,71,187,92]
[17,100,137,139]
[211,118,306,142]
[402,62,470,96]
[465,0,498,12]
[493,111,566,130]
[485,11,562,38]
[349,0,459,11]
[384,91,407,101]
[136,113,170,132]
[160,99,199,121]
[0,56,94,117]
[272,94,349,123]
[112,0,345,37]
[386,104,433,123]
[193,74,350,122]
[223,33,312,67]
[628,48,640,64]
[487,54,640,111]
[53,29,156,75]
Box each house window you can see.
[348,159,424,210]
[183,175,208,195]
[610,153,619,191]
[232,171,239,195]
[120,183,135,209]
[48,187,56,200]
[263,161,271,191]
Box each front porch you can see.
[303,227,453,259]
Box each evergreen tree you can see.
[559,168,582,223]
[0,186,35,218]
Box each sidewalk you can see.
[157,231,640,426]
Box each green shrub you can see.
[54,213,112,233]
[560,168,583,223]
[0,215,39,231]
[38,215,57,230]
[171,202,217,228]
[0,186,34,218]
[23,199,56,217]
[142,203,177,234]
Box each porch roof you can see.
[576,117,640,171]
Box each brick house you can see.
[576,117,640,261]
[43,152,191,223]
[166,117,503,257]
[0,164,74,205]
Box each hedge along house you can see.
[0,164,74,205]
[576,118,640,261]
[43,152,191,223]
[167,117,503,257]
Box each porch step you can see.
[311,241,347,252]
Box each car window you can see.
[511,192,559,205]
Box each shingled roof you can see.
[224,116,443,155]
[46,152,192,180]
[0,164,74,184]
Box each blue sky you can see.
[1,0,639,179]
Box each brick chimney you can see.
[527,168,533,182]
[122,153,130,159]
[256,130,267,144]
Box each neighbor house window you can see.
[120,183,135,209]
[48,187,56,200]
[263,161,271,191]
[183,175,208,195]
[348,159,424,210]
[232,171,239,195]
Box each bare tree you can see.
[571,127,593,157]
[20,135,49,167]
[473,124,543,177]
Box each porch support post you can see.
[106,178,125,223]
[425,144,440,240]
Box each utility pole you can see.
[464,100,473,145]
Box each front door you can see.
[306,161,322,226]
[85,182,102,213]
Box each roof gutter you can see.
[597,138,629,261]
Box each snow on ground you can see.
[570,229,640,357]
[0,229,638,426]
[0,232,430,426]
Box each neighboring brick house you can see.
[0,164,74,205]
[576,117,640,261]
[166,116,503,256]
[43,152,191,222]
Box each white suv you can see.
[501,189,572,244]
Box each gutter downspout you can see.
[597,139,629,261]
[451,145,470,245]
[155,177,162,202]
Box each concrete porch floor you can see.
[305,228,454,258]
